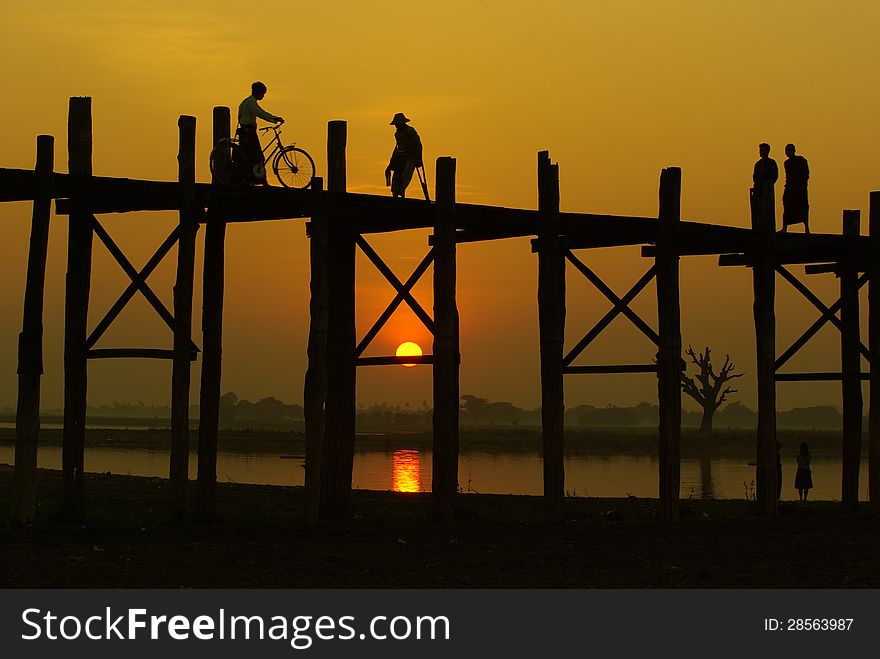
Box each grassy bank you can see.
[1,466,877,588]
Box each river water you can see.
[0,444,867,501]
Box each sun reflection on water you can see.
[392,450,421,493]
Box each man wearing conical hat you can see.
[384,113,423,198]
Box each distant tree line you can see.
[18,393,845,431]
[218,392,303,426]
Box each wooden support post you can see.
[870,192,880,512]
[170,115,197,519]
[536,151,565,522]
[12,135,54,525]
[196,106,229,518]
[303,176,327,526]
[321,120,356,520]
[432,156,459,522]
[656,167,682,520]
[62,97,93,518]
[751,186,778,516]
[840,210,862,509]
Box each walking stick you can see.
[416,165,431,202]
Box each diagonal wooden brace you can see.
[564,249,659,353]
[87,217,194,350]
[775,268,870,370]
[356,249,435,357]
[563,263,657,366]
[355,234,435,334]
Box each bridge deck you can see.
[0,166,866,266]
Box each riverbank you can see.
[0,426,852,457]
[1,466,877,588]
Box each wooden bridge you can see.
[3,97,878,525]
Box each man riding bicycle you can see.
[237,81,284,184]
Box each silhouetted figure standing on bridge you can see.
[752,143,778,227]
[753,143,778,195]
[385,113,423,198]
[782,143,810,235]
[237,81,284,184]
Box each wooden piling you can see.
[432,156,459,522]
[656,167,682,520]
[303,176,327,526]
[196,106,229,518]
[751,186,778,516]
[62,97,93,518]
[12,135,54,525]
[170,115,197,519]
[537,151,565,522]
[870,192,880,512]
[840,210,862,508]
[321,120,356,520]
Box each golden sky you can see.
[1,1,878,410]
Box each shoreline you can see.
[0,426,852,457]
[1,465,877,588]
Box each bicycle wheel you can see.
[209,139,250,185]
[273,146,315,189]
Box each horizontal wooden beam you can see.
[564,364,657,375]
[719,252,870,268]
[356,355,434,366]
[775,372,869,382]
[645,244,743,258]
[0,168,41,202]
[718,253,751,267]
[0,166,877,256]
[804,263,839,275]
[429,228,529,245]
[87,348,197,360]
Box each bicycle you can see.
[209,123,316,189]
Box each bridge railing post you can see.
[196,106,230,519]
[321,120,356,520]
[432,156,459,522]
[170,115,197,520]
[304,176,327,526]
[656,167,682,520]
[12,134,54,525]
[841,209,862,509]
[870,192,880,513]
[751,185,778,516]
[537,151,565,522]
[62,97,94,519]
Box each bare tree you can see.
[680,346,743,435]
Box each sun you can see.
[395,341,423,367]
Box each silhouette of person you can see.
[753,143,778,196]
[753,143,778,227]
[782,143,810,234]
[385,113,423,198]
[795,442,813,501]
[775,441,783,501]
[237,81,284,184]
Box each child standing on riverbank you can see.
[795,442,813,501]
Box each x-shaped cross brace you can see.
[774,264,869,371]
[563,249,659,367]
[354,235,435,358]
[86,215,198,353]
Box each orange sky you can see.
[1,1,878,411]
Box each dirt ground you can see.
[1,466,877,588]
